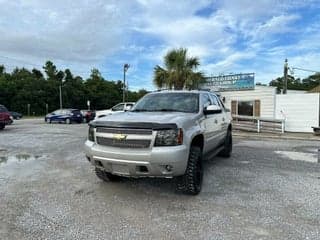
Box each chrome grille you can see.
[96,137,151,148]
[96,127,152,135]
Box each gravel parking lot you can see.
[0,119,319,240]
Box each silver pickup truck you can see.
[84,90,232,195]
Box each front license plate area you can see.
[112,164,129,175]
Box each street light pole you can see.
[123,63,130,102]
[283,59,288,94]
[59,84,63,109]
[59,76,66,109]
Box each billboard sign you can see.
[205,73,255,91]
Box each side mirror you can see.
[204,105,222,115]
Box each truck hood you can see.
[92,111,198,128]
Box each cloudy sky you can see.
[0,0,319,90]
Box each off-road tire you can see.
[95,167,123,182]
[176,146,203,195]
[219,130,232,158]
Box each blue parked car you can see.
[45,109,83,124]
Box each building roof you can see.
[309,85,320,93]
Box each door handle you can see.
[214,119,218,124]
[222,117,225,122]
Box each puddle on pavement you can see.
[0,153,42,166]
[239,161,250,164]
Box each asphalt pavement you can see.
[0,119,319,240]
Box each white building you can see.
[204,78,319,133]
[221,85,276,119]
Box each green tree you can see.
[302,73,320,90]
[127,89,148,102]
[269,74,320,93]
[63,69,86,109]
[84,69,121,110]
[153,48,205,90]
[0,61,150,115]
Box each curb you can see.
[233,133,320,142]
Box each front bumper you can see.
[84,140,189,177]
[0,119,12,125]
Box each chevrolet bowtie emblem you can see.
[113,134,127,141]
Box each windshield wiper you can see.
[158,109,191,113]
[132,109,191,113]
[131,109,149,112]
[158,109,176,112]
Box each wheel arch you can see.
[191,134,204,151]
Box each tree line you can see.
[1,49,319,115]
[0,61,147,115]
[269,74,320,93]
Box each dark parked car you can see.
[45,109,83,124]
[0,105,12,130]
[81,110,95,123]
[10,111,23,120]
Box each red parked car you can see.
[81,110,95,123]
[0,105,12,130]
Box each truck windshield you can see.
[132,93,199,113]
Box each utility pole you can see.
[283,59,288,94]
[59,76,66,109]
[123,64,130,102]
[59,84,62,109]
[27,104,30,116]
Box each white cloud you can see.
[252,14,300,40]
[0,0,130,63]
[0,0,319,89]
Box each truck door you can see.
[200,93,221,154]
[210,94,228,145]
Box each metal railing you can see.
[232,115,285,134]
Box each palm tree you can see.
[153,48,205,90]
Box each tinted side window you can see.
[211,95,219,106]
[72,110,80,114]
[112,104,124,111]
[218,98,226,110]
[201,93,212,107]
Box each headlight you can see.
[88,126,95,141]
[154,128,183,146]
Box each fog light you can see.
[165,165,173,171]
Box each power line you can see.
[291,67,319,74]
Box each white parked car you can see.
[95,102,135,119]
